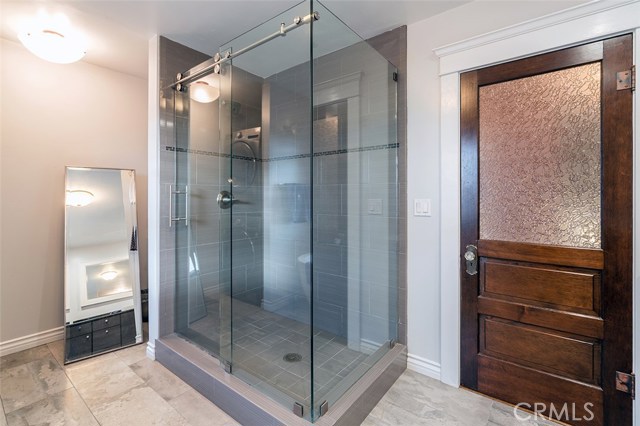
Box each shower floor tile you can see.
[182,292,375,407]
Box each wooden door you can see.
[460,35,633,425]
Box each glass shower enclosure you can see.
[170,0,398,420]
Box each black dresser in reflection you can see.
[65,310,136,362]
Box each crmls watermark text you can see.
[514,402,595,422]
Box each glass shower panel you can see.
[173,75,225,356]
[218,56,233,366]
[220,1,314,418]
[173,88,192,342]
[311,0,398,415]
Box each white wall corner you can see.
[0,327,64,357]
[147,34,160,354]
[146,340,156,360]
[439,72,461,388]
[633,26,639,426]
[407,353,441,381]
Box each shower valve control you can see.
[217,191,234,209]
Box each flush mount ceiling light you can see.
[100,271,118,281]
[66,190,94,207]
[190,80,220,103]
[17,11,87,64]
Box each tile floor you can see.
[0,340,558,426]
[182,292,372,408]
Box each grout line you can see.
[0,397,6,425]
[46,343,103,426]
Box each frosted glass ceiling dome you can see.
[18,11,87,64]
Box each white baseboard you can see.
[407,353,441,381]
[146,340,156,360]
[0,327,65,357]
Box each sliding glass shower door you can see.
[218,0,314,414]
[172,68,227,356]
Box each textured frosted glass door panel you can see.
[479,62,601,249]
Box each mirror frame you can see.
[64,166,143,364]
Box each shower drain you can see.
[283,353,303,363]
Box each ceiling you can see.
[0,0,469,78]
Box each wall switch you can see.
[367,199,383,215]
[414,199,431,217]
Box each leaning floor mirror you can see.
[64,167,143,363]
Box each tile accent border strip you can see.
[164,142,399,162]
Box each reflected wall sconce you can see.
[66,190,94,207]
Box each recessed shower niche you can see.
[155,1,405,423]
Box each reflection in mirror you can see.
[64,167,142,363]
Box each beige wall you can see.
[0,38,148,342]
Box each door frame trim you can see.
[435,2,639,424]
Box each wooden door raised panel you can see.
[482,260,601,314]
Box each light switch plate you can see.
[414,199,431,217]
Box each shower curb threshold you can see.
[155,334,407,425]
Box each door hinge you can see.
[615,371,635,399]
[616,65,635,91]
[392,72,398,82]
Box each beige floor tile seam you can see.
[89,368,193,425]
[45,343,189,426]
[157,382,200,426]
[0,344,102,426]
[48,344,104,426]
[0,397,7,426]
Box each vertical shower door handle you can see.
[169,184,189,227]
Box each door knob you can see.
[464,244,478,275]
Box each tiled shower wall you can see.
[158,37,209,337]
[259,33,403,346]
[224,67,265,307]
[368,26,408,345]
